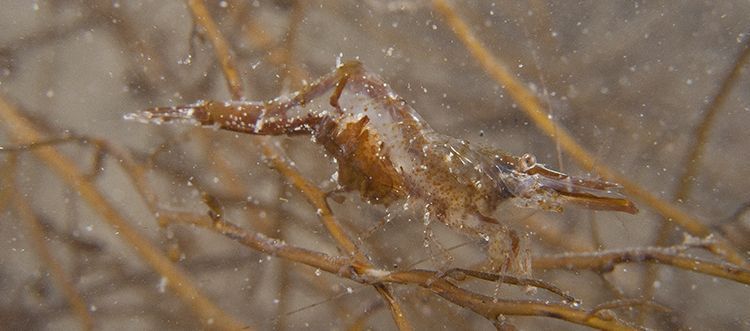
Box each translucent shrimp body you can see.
[126,61,636,275]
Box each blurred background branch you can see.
[0,1,748,329]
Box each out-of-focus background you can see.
[1,1,748,330]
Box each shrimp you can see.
[125,61,637,276]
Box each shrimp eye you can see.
[519,153,536,171]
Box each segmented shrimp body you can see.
[127,61,636,275]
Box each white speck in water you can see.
[653,280,661,289]
[206,318,214,325]
[346,287,353,294]
[219,1,228,8]
[212,177,219,184]
[336,53,343,67]
[32,3,39,11]
[686,79,693,85]
[85,225,93,232]
[273,298,280,304]
[314,269,322,276]
[89,305,97,312]
[178,54,192,65]
[157,276,168,293]
[46,90,54,98]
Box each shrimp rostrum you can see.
[126,61,637,276]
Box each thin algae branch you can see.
[127,61,637,276]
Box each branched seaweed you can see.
[1,1,748,330]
